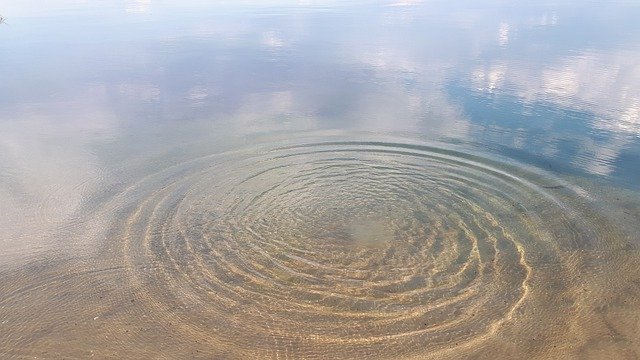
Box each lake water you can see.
[1,1,639,359]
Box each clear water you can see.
[0,1,639,359]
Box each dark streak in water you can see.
[541,185,565,189]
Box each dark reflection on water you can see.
[1,1,639,359]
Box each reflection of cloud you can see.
[498,23,510,46]
[573,136,631,176]
[125,0,151,13]
[341,87,469,138]
[0,92,119,264]
[528,12,559,27]
[228,91,316,134]
[619,104,640,133]
[471,48,640,176]
[340,44,470,136]
[118,83,161,102]
[262,31,285,48]
[473,63,507,92]
[187,86,211,101]
[356,46,420,74]
[473,50,640,136]
[388,0,424,7]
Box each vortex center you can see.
[347,216,394,248]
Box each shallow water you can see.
[1,1,639,359]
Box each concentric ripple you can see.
[115,139,603,359]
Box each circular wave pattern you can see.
[119,140,586,359]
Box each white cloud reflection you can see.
[0,91,119,264]
[471,47,640,176]
[118,83,161,102]
[2,0,639,247]
[125,0,151,13]
[262,31,285,48]
[227,91,317,134]
[498,23,510,46]
[474,49,640,137]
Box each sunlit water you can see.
[1,1,639,359]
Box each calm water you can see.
[1,1,639,359]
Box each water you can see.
[0,1,639,359]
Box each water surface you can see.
[0,1,639,359]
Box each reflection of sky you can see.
[1,0,640,199]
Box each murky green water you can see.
[1,1,639,359]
